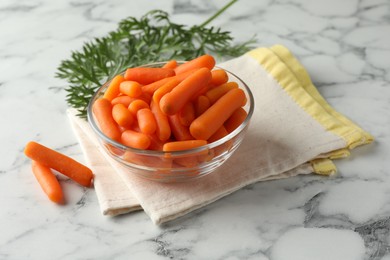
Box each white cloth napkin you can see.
[67,45,373,224]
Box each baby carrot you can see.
[137,108,157,134]
[190,88,246,140]
[208,125,229,143]
[92,98,122,142]
[111,96,137,107]
[139,92,152,105]
[194,95,211,117]
[160,68,212,115]
[168,114,194,141]
[142,77,173,95]
[123,151,172,169]
[205,81,238,104]
[124,67,175,85]
[163,140,207,152]
[24,141,93,187]
[128,99,149,115]
[121,130,151,149]
[112,103,134,128]
[210,69,228,86]
[147,133,166,151]
[31,160,64,204]
[224,107,248,133]
[152,78,181,105]
[174,54,215,75]
[119,81,143,98]
[142,68,199,95]
[103,75,124,101]
[162,60,178,69]
[207,126,231,157]
[150,101,171,142]
[178,102,195,126]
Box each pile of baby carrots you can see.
[24,141,93,204]
[93,54,248,158]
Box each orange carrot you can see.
[190,88,246,140]
[147,133,166,151]
[160,68,212,115]
[178,102,195,126]
[174,54,215,75]
[164,140,208,168]
[31,160,64,204]
[123,151,172,169]
[128,99,149,115]
[152,78,181,104]
[24,141,93,187]
[112,103,134,128]
[92,98,121,142]
[111,96,137,107]
[150,100,171,142]
[124,67,175,84]
[210,69,228,86]
[168,114,193,141]
[141,77,173,95]
[205,81,238,104]
[162,60,178,69]
[163,140,207,152]
[121,130,151,149]
[119,81,143,98]
[194,95,211,117]
[224,107,248,133]
[208,125,229,143]
[207,126,231,157]
[137,108,157,134]
[139,92,152,105]
[103,75,124,101]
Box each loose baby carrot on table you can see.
[163,140,207,151]
[124,67,175,85]
[210,69,228,86]
[205,81,238,104]
[159,67,212,115]
[128,99,149,115]
[224,107,248,133]
[111,95,137,107]
[31,160,64,204]
[194,95,211,117]
[112,103,134,128]
[103,75,124,101]
[150,101,171,142]
[121,130,151,149]
[119,81,143,98]
[178,102,195,127]
[162,60,178,69]
[24,141,93,187]
[137,108,157,134]
[168,114,194,141]
[174,54,216,75]
[190,88,246,140]
[92,98,122,142]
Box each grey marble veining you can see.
[1,0,389,259]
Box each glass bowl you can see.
[87,62,254,182]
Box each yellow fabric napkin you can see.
[67,45,373,224]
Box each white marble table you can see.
[1,0,389,259]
